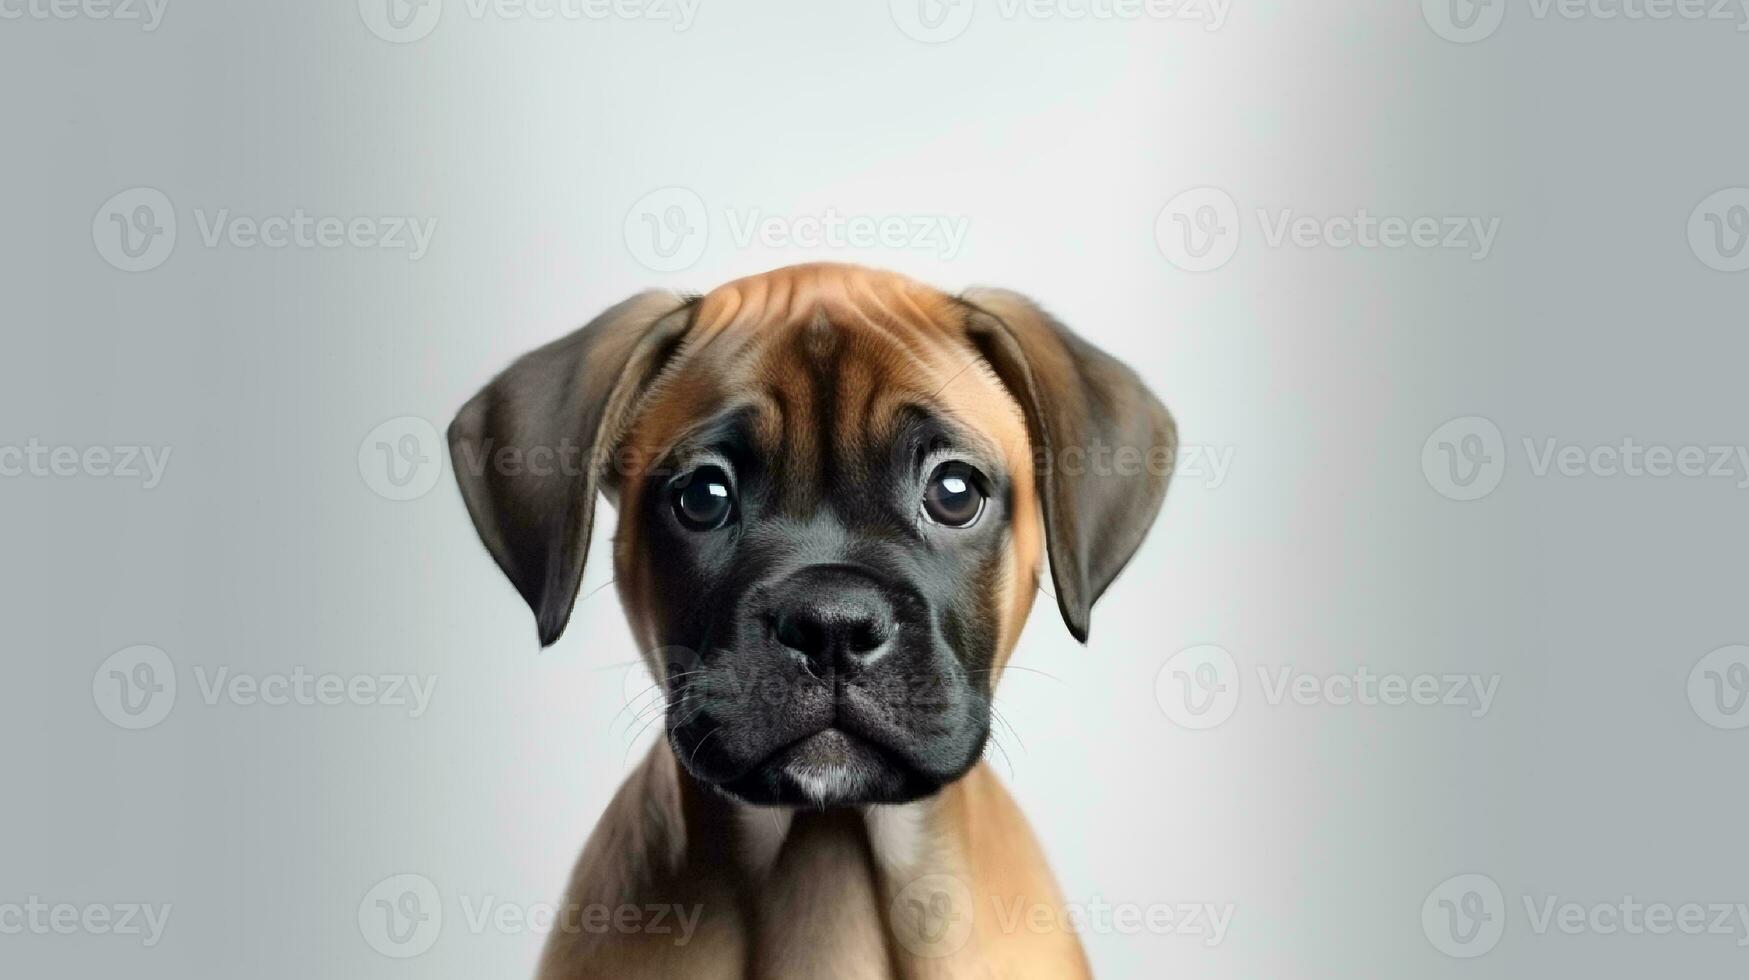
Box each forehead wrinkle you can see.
[698,263,962,352]
[828,337,892,483]
[832,283,961,369]
[844,270,960,345]
[655,399,762,458]
[675,263,1030,492]
[757,327,822,506]
[928,355,1031,472]
[747,389,785,460]
[691,283,743,341]
[914,400,1009,469]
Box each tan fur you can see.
[543,265,1089,979]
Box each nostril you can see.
[846,618,890,653]
[773,612,821,655]
[770,590,896,679]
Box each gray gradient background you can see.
[4,0,1748,976]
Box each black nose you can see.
[769,568,895,678]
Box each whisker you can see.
[614,693,671,737]
[984,730,1016,780]
[988,702,1027,754]
[624,703,670,755]
[927,356,982,399]
[687,726,723,773]
[609,684,665,733]
[576,578,618,604]
[972,664,1066,685]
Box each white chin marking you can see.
[785,761,860,804]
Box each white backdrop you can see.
[3,1,1748,976]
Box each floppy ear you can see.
[961,289,1176,644]
[449,291,695,647]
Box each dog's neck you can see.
[727,790,938,880]
[543,741,1087,977]
[663,749,948,885]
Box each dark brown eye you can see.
[922,461,985,528]
[672,466,735,531]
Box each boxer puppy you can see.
[450,263,1174,978]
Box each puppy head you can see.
[451,264,1174,806]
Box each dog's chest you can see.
[747,810,898,980]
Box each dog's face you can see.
[451,264,1173,807]
[611,272,1040,805]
